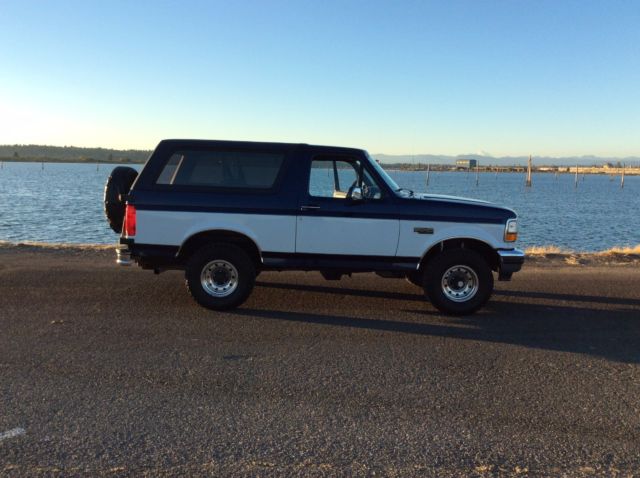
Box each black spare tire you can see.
[104,166,139,233]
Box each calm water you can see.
[0,162,638,251]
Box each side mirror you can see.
[349,186,363,201]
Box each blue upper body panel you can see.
[130,140,516,225]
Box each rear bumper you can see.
[115,238,181,269]
[497,248,525,280]
[116,245,133,266]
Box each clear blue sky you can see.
[0,0,638,156]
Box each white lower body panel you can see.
[397,220,509,258]
[134,210,297,253]
[296,216,399,256]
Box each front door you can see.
[295,155,399,256]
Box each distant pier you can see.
[392,163,640,175]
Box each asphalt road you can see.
[1,248,640,476]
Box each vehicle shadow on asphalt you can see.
[255,281,424,302]
[410,301,640,363]
[250,283,640,364]
[257,280,640,308]
[238,304,640,364]
[493,289,640,307]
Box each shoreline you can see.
[2,159,639,175]
[0,158,144,164]
[2,240,639,267]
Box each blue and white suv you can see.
[103,139,524,315]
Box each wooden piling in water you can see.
[525,155,532,187]
[621,164,625,189]
[574,164,579,188]
[425,163,430,188]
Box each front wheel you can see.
[185,244,256,310]
[424,249,494,315]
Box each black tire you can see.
[185,244,256,311]
[104,166,139,233]
[424,249,494,316]
[405,270,423,288]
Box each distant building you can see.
[455,159,477,170]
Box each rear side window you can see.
[156,150,285,189]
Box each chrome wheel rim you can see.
[200,260,239,297]
[441,265,479,302]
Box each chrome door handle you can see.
[300,205,321,211]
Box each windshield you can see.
[365,152,401,193]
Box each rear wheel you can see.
[185,244,255,310]
[424,249,493,315]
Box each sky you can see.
[0,0,638,157]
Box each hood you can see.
[414,192,492,206]
[401,191,517,222]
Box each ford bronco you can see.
[104,140,524,315]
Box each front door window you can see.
[309,158,382,200]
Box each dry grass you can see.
[525,243,640,267]
[0,240,114,250]
[525,245,570,255]
[526,244,640,256]
[595,244,640,255]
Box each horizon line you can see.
[1,142,639,160]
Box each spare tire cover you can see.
[104,166,139,233]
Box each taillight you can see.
[124,205,136,237]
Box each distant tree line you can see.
[0,144,152,163]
